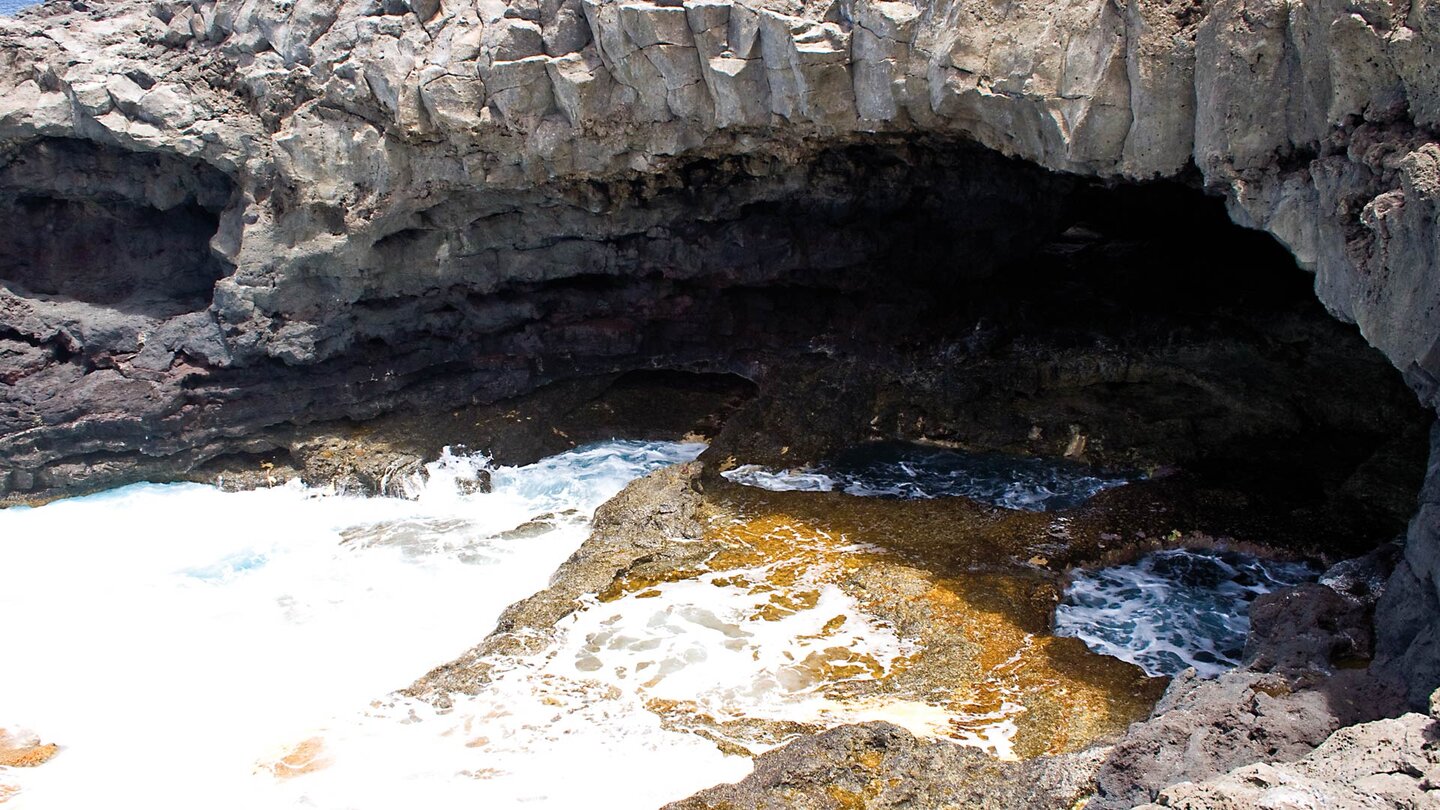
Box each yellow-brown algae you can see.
[616,484,1166,760]
[258,736,332,779]
[0,729,59,768]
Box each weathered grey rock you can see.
[0,0,1434,457]
[1378,423,1440,709]
[1079,545,1420,806]
[1245,583,1373,672]
[0,0,1432,384]
[1135,706,1440,809]
[2,0,1440,788]
[1089,668,1405,809]
[1321,544,1403,608]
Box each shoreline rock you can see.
[1,0,1439,801]
[400,453,1424,807]
[0,728,58,769]
[1134,690,1440,809]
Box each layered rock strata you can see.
[2,0,1437,483]
[2,0,1440,798]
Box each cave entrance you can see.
[0,138,234,313]
[588,141,1436,561]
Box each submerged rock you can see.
[406,456,1170,775]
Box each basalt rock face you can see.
[2,0,1438,397]
[1133,694,1440,810]
[1,0,1440,719]
[0,134,1081,500]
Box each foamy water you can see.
[723,443,1129,511]
[1054,549,1318,677]
[264,516,966,807]
[1,436,1191,807]
[0,440,737,809]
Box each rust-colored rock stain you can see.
[258,736,332,779]
[604,482,1166,758]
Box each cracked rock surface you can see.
[2,0,1440,801]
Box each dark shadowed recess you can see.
[0,137,234,312]
[0,138,1430,551]
[698,153,1432,559]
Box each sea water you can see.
[0,441,761,809]
[1054,549,1319,677]
[723,442,1129,511]
[1,438,1305,807]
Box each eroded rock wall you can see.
[1,0,1436,389]
[0,0,1438,702]
[1377,423,1440,707]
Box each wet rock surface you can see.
[660,546,1424,809]
[664,722,1107,810]
[399,440,1429,807]
[1,0,1439,804]
[602,484,1169,759]
[403,455,1166,755]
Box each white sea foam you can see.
[264,572,931,808]
[1,436,1056,808]
[555,572,913,724]
[1053,549,1318,677]
[720,465,838,492]
[250,516,1004,808]
[0,440,713,809]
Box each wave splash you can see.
[1053,549,1318,677]
[0,440,706,809]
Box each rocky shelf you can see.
[2,0,1439,806]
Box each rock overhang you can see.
[0,0,1438,709]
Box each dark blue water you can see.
[722,442,1130,511]
[1054,549,1319,677]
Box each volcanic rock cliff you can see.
[1,0,1439,784]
